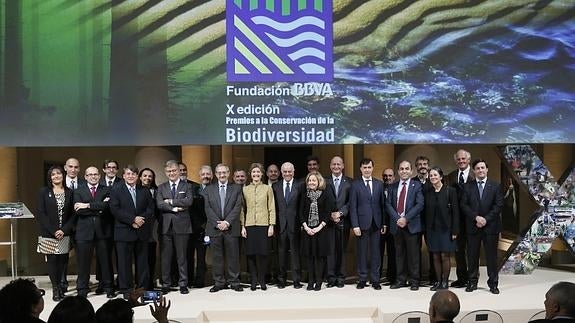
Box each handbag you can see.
[37,236,70,254]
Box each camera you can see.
[141,290,161,303]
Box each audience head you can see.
[0,278,44,322]
[429,167,444,187]
[306,156,320,174]
[306,171,325,191]
[544,281,575,319]
[164,160,180,183]
[471,159,488,181]
[233,169,247,185]
[96,299,134,323]
[48,295,96,323]
[429,290,460,323]
[84,166,101,186]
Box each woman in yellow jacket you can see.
[241,162,276,291]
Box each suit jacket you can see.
[445,167,475,200]
[156,180,193,234]
[349,178,386,230]
[460,179,504,235]
[189,181,207,234]
[110,184,155,241]
[204,182,244,237]
[272,179,304,234]
[424,185,459,236]
[99,176,122,187]
[36,187,74,238]
[325,175,352,227]
[385,179,424,234]
[73,184,113,240]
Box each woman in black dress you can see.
[425,167,459,290]
[299,172,335,291]
[36,165,74,301]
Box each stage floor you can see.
[5,267,572,323]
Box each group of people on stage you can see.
[35,148,505,301]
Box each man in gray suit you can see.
[326,156,352,288]
[272,162,303,289]
[156,160,194,294]
[204,163,244,292]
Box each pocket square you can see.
[178,191,186,194]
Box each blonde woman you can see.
[241,163,276,291]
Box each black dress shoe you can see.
[94,287,105,295]
[430,282,440,291]
[326,281,336,288]
[277,281,286,289]
[450,280,467,288]
[465,284,477,292]
[231,285,243,292]
[250,285,257,291]
[314,283,322,291]
[410,284,419,291]
[210,285,224,293]
[356,281,366,289]
[490,287,500,294]
[52,289,63,302]
[336,281,345,288]
[260,284,267,291]
[439,281,449,290]
[180,286,189,294]
[390,282,407,289]
[161,287,171,295]
[372,283,382,290]
[106,291,116,299]
[293,282,303,289]
[307,283,314,291]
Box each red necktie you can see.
[90,186,96,198]
[397,182,407,215]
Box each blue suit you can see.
[349,177,385,283]
[385,179,424,286]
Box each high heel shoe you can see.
[430,282,440,291]
[314,283,322,291]
[306,283,314,291]
[52,288,63,302]
[260,284,267,291]
[439,280,449,289]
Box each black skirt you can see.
[245,226,269,256]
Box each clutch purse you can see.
[37,236,70,254]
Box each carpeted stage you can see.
[13,267,573,323]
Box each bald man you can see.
[429,290,460,323]
[529,282,575,323]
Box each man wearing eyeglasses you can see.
[100,160,121,187]
[73,166,115,298]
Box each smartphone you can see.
[141,290,161,303]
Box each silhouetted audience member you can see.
[530,281,575,323]
[47,296,96,323]
[429,290,460,323]
[0,278,45,323]
[96,288,170,323]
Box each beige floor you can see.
[3,267,572,323]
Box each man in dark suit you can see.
[380,167,397,285]
[100,159,122,187]
[156,160,193,294]
[272,162,303,289]
[73,166,114,298]
[385,160,424,290]
[188,165,212,288]
[326,156,352,288]
[529,282,575,323]
[413,155,435,285]
[460,159,503,294]
[445,149,474,288]
[109,164,155,299]
[204,163,244,292]
[349,158,386,290]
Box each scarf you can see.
[307,189,322,227]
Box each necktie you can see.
[108,180,113,187]
[171,183,176,199]
[285,182,291,203]
[90,186,96,198]
[334,177,340,198]
[478,181,484,199]
[70,180,76,190]
[129,186,137,208]
[219,184,226,216]
[365,179,372,195]
[459,172,464,185]
[397,182,407,215]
